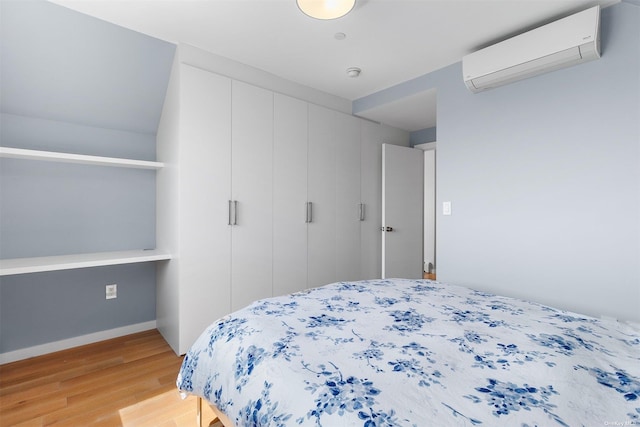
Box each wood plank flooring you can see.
[0,329,221,427]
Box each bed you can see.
[177,278,640,426]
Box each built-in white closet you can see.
[156,49,409,355]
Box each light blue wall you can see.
[0,115,157,259]
[0,1,173,134]
[0,264,156,352]
[0,1,175,352]
[356,2,640,322]
[410,127,437,146]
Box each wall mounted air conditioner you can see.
[463,5,600,93]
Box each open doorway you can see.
[415,142,436,280]
[372,87,437,280]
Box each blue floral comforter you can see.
[177,279,640,426]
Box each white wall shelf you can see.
[0,250,171,276]
[0,146,165,169]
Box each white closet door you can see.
[335,112,361,281]
[307,104,336,288]
[360,120,383,280]
[273,94,308,296]
[231,81,273,311]
[179,64,232,353]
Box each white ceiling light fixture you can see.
[297,0,356,20]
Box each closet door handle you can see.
[233,200,238,226]
[306,202,313,223]
[228,200,233,226]
[359,203,365,221]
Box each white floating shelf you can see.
[0,250,172,276]
[0,147,164,169]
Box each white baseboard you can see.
[0,320,157,365]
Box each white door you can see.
[273,94,308,296]
[382,144,424,279]
[307,104,336,288]
[176,65,232,354]
[360,121,383,280]
[231,81,274,311]
[335,112,361,281]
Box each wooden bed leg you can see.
[196,396,202,427]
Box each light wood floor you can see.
[0,329,221,427]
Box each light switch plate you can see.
[443,201,452,216]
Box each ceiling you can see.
[48,0,616,132]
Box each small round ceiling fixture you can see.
[346,67,361,78]
[297,0,356,20]
[334,32,347,40]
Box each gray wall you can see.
[0,264,156,352]
[356,2,640,322]
[0,115,157,259]
[0,1,175,353]
[409,127,437,146]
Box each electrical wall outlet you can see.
[106,284,117,300]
